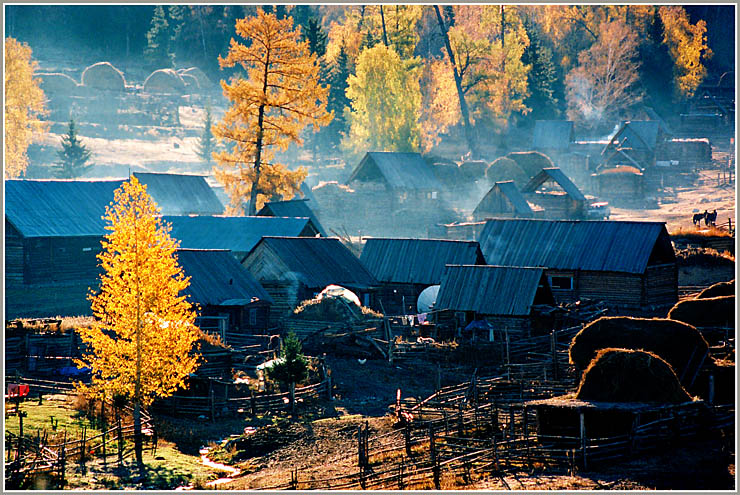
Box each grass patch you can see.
[670,225,733,238]
[4,395,102,441]
[676,247,735,266]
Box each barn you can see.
[477,219,678,310]
[132,172,224,215]
[601,120,671,170]
[176,249,273,345]
[532,120,574,152]
[346,151,444,200]
[520,168,587,219]
[473,181,535,221]
[242,236,379,324]
[257,198,327,236]
[435,265,555,340]
[359,238,486,315]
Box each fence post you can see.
[59,434,66,487]
[550,331,559,381]
[580,411,587,471]
[429,425,440,490]
[251,390,256,416]
[523,406,530,470]
[80,425,87,475]
[404,422,412,457]
[116,410,123,467]
[708,374,715,405]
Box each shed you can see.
[165,215,321,261]
[532,120,574,151]
[601,120,671,169]
[257,198,327,236]
[592,166,645,202]
[242,236,379,323]
[360,238,486,315]
[346,151,443,197]
[477,219,678,309]
[521,168,586,219]
[473,181,535,220]
[436,265,555,340]
[176,249,273,344]
[132,172,224,215]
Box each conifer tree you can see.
[54,118,93,178]
[266,332,308,412]
[195,105,215,165]
[522,21,561,122]
[144,6,173,68]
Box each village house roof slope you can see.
[176,249,273,306]
[165,215,320,260]
[132,172,224,215]
[346,151,443,191]
[360,238,486,285]
[248,236,378,289]
[521,168,586,202]
[257,199,327,236]
[603,120,670,154]
[436,265,551,316]
[532,120,574,150]
[474,181,533,218]
[477,219,673,274]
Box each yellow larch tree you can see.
[213,9,331,216]
[659,6,711,98]
[76,176,200,471]
[4,37,48,178]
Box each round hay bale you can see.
[485,157,529,188]
[458,160,488,181]
[292,296,380,321]
[569,316,708,384]
[36,72,80,95]
[696,280,734,299]
[575,348,694,403]
[180,73,200,91]
[667,295,734,328]
[505,150,554,178]
[178,67,213,89]
[143,68,186,94]
[81,62,126,91]
[432,162,462,184]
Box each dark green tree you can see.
[195,105,216,165]
[522,20,561,122]
[54,118,93,178]
[303,17,327,58]
[144,6,173,68]
[266,332,308,411]
[319,43,351,151]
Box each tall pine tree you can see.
[522,20,561,123]
[54,118,93,178]
[144,6,173,69]
[195,105,215,166]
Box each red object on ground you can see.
[7,384,30,398]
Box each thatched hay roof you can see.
[81,62,126,91]
[505,151,554,178]
[178,67,214,89]
[667,295,735,328]
[144,68,186,94]
[569,316,708,385]
[458,160,488,181]
[37,72,80,94]
[575,348,694,404]
[485,157,529,188]
[696,280,734,299]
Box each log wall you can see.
[644,263,678,308]
[5,220,24,285]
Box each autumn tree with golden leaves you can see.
[4,37,48,178]
[213,9,332,215]
[76,176,200,471]
[659,6,711,98]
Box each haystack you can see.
[667,295,735,328]
[178,67,213,89]
[179,73,200,90]
[597,165,642,175]
[458,160,488,181]
[575,348,694,403]
[37,72,79,95]
[696,280,734,299]
[505,151,554,179]
[432,162,462,185]
[569,316,708,385]
[81,62,126,91]
[292,296,381,322]
[143,68,186,94]
[485,157,529,187]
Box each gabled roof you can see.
[474,181,533,217]
[521,168,586,202]
[165,215,320,259]
[176,249,273,306]
[360,238,486,285]
[477,219,673,274]
[603,121,669,154]
[436,265,550,316]
[250,236,378,289]
[132,172,224,215]
[346,152,443,191]
[257,199,327,236]
[532,120,574,150]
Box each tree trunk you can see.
[134,401,143,471]
[248,48,271,216]
[380,6,389,47]
[433,5,479,157]
[290,382,296,414]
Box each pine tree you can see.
[522,20,561,122]
[322,43,351,149]
[304,17,327,58]
[144,6,173,68]
[266,332,308,412]
[54,118,93,178]
[75,176,200,472]
[195,105,215,165]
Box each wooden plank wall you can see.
[5,220,24,285]
[644,263,678,307]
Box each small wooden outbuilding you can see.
[601,120,671,170]
[346,151,444,201]
[521,168,587,219]
[257,198,327,236]
[592,166,645,202]
[473,181,535,220]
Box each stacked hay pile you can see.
[575,348,694,403]
[667,295,735,329]
[696,280,735,299]
[81,61,126,91]
[292,296,381,322]
[143,68,186,94]
[37,72,80,95]
[458,160,488,182]
[178,67,214,90]
[485,157,529,187]
[569,316,708,386]
[505,150,554,179]
[432,162,463,185]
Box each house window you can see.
[549,275,573,290]
[82,247,92,252]
[249,308,257,326]
[431,191,438,199]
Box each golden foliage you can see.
[419,59,460,152]
[213,9,331,215]
[215,161,308,215]
[4,37,48,178]
[75,176,200,406]
[659,6,711,98]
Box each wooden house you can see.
[477,219,678,310]
[435,265,555,340]
[242,236,379,324]
[346,151,444,201]
[532,120,574,154]
[360,238,486,315]
[521,168,587,219]
[601,121,671,170]
[165,215,321,262]
[473,181,535,221]
[592,166,645,203]
[133,172,224,215]
[257,198,327,236]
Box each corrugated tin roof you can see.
[477,219,670,274]
[257,199,327,236]
[521,168,586,201]
[346,152,443,191]
[165,216,318,258]
[176,249,273,306]
[474,181,533,217]
[133,172,224,215]
[255,236,378,289]
[436,265,546,316]
[532,120,574,150]
[360,238,485,285]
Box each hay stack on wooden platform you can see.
[292,296,381,322]
[485,157,529,187]
[667,295,735,328]
[569,316,708,384]
[459,160,488,181]
[505,151,554,178]
[81,61,126,91]
[696,280,735,299]
[37,72,80,95]
[575,348,694,403]
[144,68,186,94]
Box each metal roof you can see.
[474,181,533,217]
[436,265,547,316]
[132,172,224,215]
[253,236,378,289]
[605,121,667,153]
[165,215,319,258]
[532,120,574,150]
[360,238,485,285]
[521,168,586,201]
[346,152,443,191]
[257,199,327,236]
[176,249,273,306]
[477,219,671,274]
